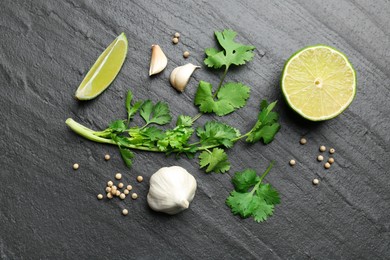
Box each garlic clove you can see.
[169,63,200,92]
[149,45,168,76]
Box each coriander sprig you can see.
[65,90,280,173]
[226,162,280,222]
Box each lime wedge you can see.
[75,33,128,100]
[281,45,356,121]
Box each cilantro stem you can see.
[250,161,274,196]
[213,66,229,98]
[65,118,161,152]
[191,113,202,123]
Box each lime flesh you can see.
[281,45,356,121]
[75,33,128,100]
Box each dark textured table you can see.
[1,0,389,259]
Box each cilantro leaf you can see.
[199,148,230,173]
[195,81,250,116]
[109,120,126,133]
[256,183,281,205]
[204,29,255,69]
[140,100,172,125]
[125,90,143,122]
[176,115,193,127]
[157,125,194,153]
[232,169,260,192]
[196,121,240,148]
[119,147,134,168]
[226,163,280,222]
[246,100,281,144]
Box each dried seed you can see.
[183,51,190,58]
[131,193,138,200]
[115,173,122,180]
[328,158,335,164]
[104,154,110,161]
[123,189,129,195]
[97,194,103,200]
[126,185,133,191]
[317,155,324,162]
[119,193,126,200]
[300,138,307,145]
[73,163,79,170]
[122,209,128,216]
[107,193,113,199]
[115,190,121,196]
[319,145,326,152]
[174,32,180,38]
[107,181,113,187]
[324,162,331,169]
[329,148,335,154]
[312,178,319,185]
[172,37,179,44]
[105,187,111,193]
[289,159,296,166]
[137,176,143,183]
[118,183,124,189]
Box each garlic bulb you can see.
[169,63,200,92]
[147,166,197,215]
[149,45,168,76]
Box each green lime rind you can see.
[281,44,357,121]
[75,32,128,100]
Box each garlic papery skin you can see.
[149,45,168,76]
[147,166,197,215]
[169,63,200,92]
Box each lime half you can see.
[75,33,128,100]
[281,45,356,121]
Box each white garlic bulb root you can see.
[149,45,168,76]
[147,166,197,215]
[169,63,200,92]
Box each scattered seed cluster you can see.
[289,138,337,186]
[73,153,144,216]
[97,172,142,216]
[171,32,190,59]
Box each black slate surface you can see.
[1,0,389,259]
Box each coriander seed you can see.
[300,138,307,145]
[328,158,335,164]
[312,178,319,185]
[183,51,190,58]
[107,181,113,187]
[73,163,79,170]
[137,176,143,183]
[319,145,326,152]
[123,189,129,195]
[172,37,179,44]
[119,193,126,200]
[118,183,124,189]
[131,193,138,200]
[324,162,331,169]
[329,148,335,154]
[289,159,296,166]
[122,209,128,216]
[126,185,133,191]
[105,187,111,193]
[116,190,121,196]
[104,154,110,161]
[107,193,113,199]
[97,194,103,200]
[174,32,180,38]
[317,155,324,162]
[115,173,122,180]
